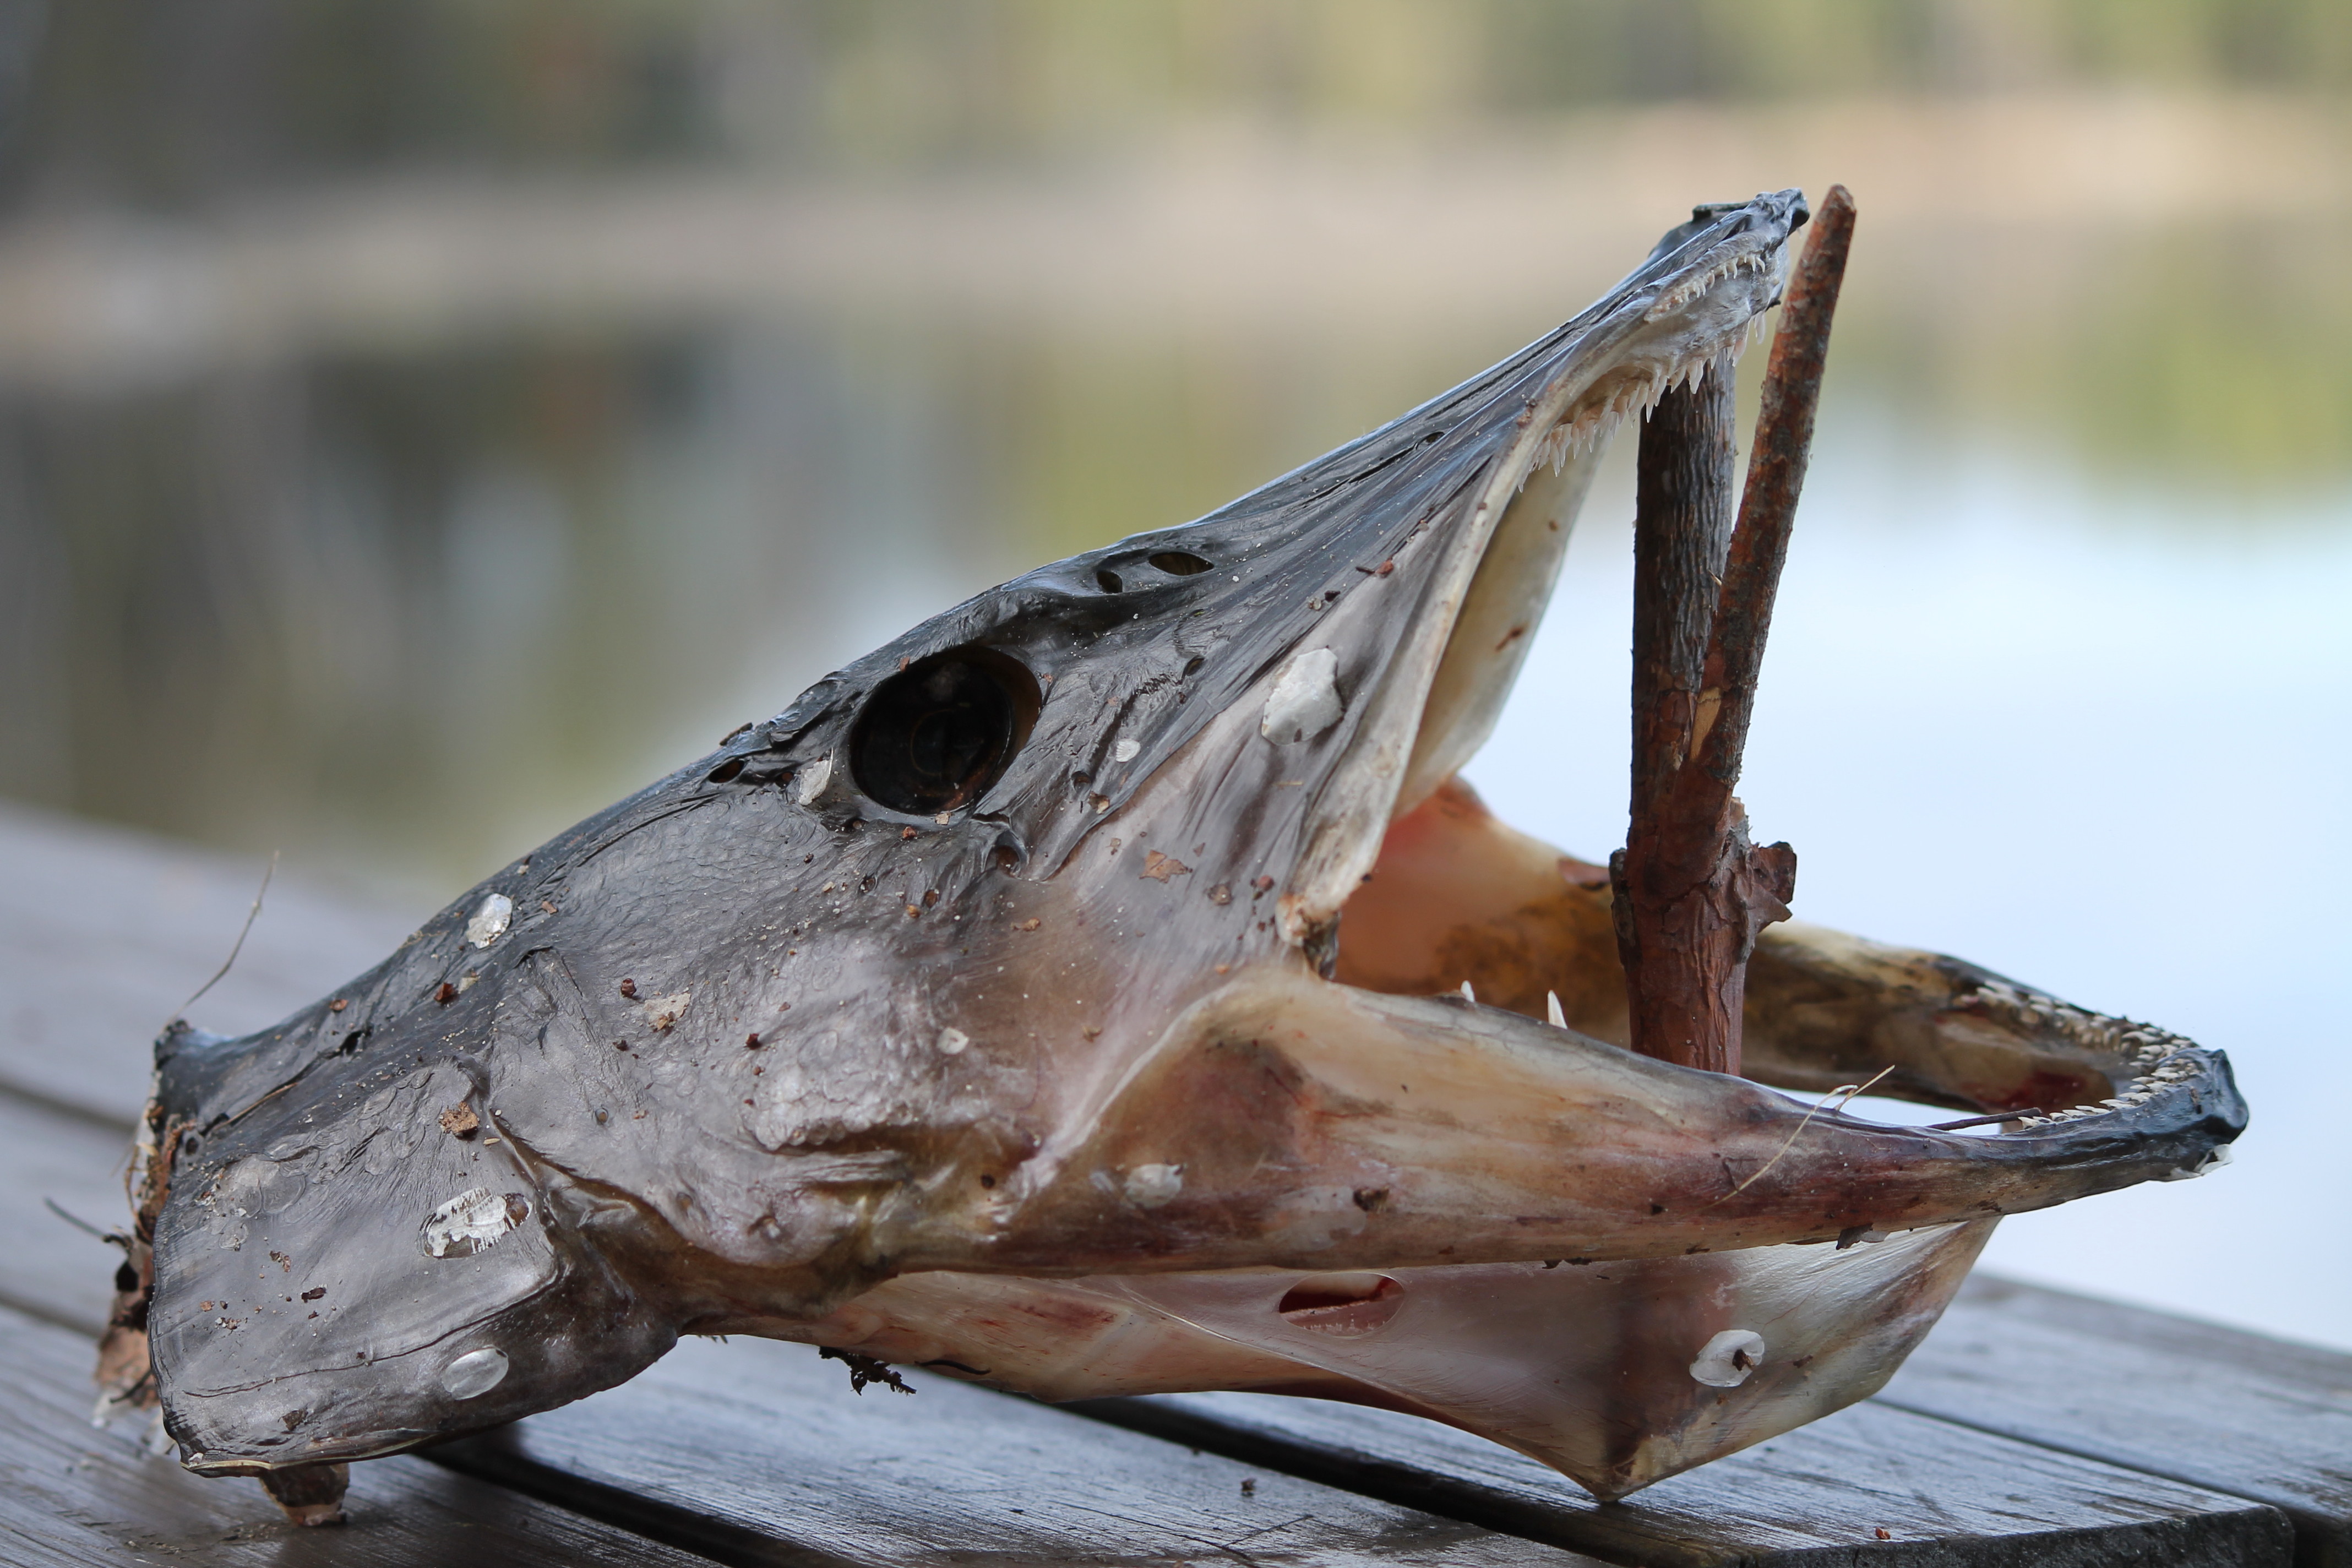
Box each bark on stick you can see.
[1613,186,1856,1076]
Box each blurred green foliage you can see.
[8,0,2352,206]
[2051,231,2352,488]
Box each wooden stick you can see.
[1695,186,1858,788]
[1626,369,1738,837]
[1612,187,1856,1076]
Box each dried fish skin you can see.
[116,189,2243,1500]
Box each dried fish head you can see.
[116,189,2242,1501]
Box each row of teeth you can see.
[1956,978,2201,1129]
[1525,306,1778,479]
[1647,247,1779,318]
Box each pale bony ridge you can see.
[1283,242,1785,939]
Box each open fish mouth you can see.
[110,188,2243,1504]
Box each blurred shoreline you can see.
[3,90,2346,388]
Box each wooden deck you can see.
[2,800,2343,1566]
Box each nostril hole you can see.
[706,758,745,783]
[1277,1273,1403,1337]
[1182,656,1204,677]
[1096,568,1124,594]
[1149,551,1212,576]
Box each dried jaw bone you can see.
[107,189,2242,1518]
[799,1216,1991,1500]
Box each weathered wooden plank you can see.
[0,1303,717,1568]
[1883,1274,2352,1567]
[0,1091,133,1336]
[1077,1390,2294,1567]
[0,801,410,1123]
[438,1335,1596,1567]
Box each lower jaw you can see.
[761,1204,1996,1502]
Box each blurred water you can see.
[1468,418,2352,1351]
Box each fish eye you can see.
[850,647,1041,816]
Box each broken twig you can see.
[44,1196,127,1246]
[167,850,278,1027]
[1613,187,1856,1076]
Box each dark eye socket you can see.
[850,648,1041,816]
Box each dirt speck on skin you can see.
[438,1104,480,1139]
[1142,851,1191,882]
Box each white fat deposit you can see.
[1113,738,1141,763]
[465,894,513,949]
[1123,1163,1185,1208]
[422,1187,525,1259]
[1689,1329,1768,1387]
[1260,648,1343,744]
[795,755,833,805]
[937,1027,970,1055]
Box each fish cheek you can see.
[150,1063,669,1469]
[982,1028,1363,1274]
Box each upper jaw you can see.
[682,193,1808,959]
[1170,188,1806,939]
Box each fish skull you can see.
[109,188,2242,1504]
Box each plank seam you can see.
[1872,1393,2334,1556]
[423,1438,853,1568]
[0,1076,137,1137]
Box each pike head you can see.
[119,189,2242,1499]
